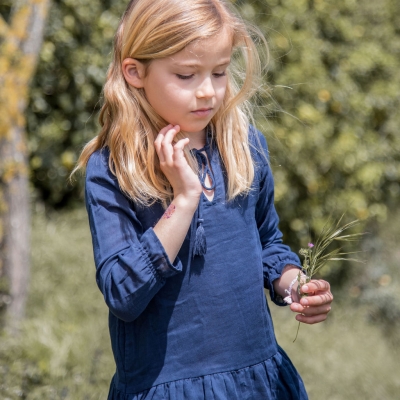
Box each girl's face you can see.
[124,29,232,139]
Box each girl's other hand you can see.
[290,279,333,324]
[154,125,202,203]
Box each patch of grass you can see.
[1,207,399,399]
[270,301,400,399]
[0,208,113,399]
[270,209,400,399]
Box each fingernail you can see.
[302,285,308,292]
[302,299,308,305]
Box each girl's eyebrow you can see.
[172,60,231,68]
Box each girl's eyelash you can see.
[176,72,226,80]
[176,74,194,80]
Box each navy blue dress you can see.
[85,127,308,399]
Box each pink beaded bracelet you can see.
[283,274,308,305]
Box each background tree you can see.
[0,0,50,327]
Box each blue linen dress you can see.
[85,126,308,399]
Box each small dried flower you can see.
[293,214,364,342]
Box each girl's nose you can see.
[195,77,215,99]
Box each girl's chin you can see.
[177,122,210,135]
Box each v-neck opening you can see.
[190,126,219,206]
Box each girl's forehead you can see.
[169,30,233,64]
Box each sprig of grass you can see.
[293,215,365,342]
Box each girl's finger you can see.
[291,302,332,316]
[295,313,328,325]
[301,279,330,295]
[172,138,190,161]
[299,291,333,307]
[163,125,180,146]
[155,124,173,145]
[160,125,180,164]
[159,124,173,136]
[154,124,173,163]
[154,138,165,163]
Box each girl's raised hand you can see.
[290,279,333,324]
[154,125,202,202]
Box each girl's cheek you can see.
[217,84,227,97]
[170,86,189,98]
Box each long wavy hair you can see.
[73,0,269,207]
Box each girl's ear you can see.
[122,58,146,88]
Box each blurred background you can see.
[0,0,399,398]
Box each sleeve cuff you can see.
[265,257,301,306]
[140,228,183,279]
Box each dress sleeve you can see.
[252,128,302,306]
[85,150,183,322]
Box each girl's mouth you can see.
[191,108,213,117]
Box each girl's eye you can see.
[176,74,194,80]
[213,72,226,78]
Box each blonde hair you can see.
[73,0,268,206]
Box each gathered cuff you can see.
[140,228,183,279]
[264,256,302,306]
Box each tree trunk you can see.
[1,126,31,325]
[0,0,50,330]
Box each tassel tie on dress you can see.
[191,147,215,257]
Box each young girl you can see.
[76,0,333,398]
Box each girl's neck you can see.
[186,128,207,151]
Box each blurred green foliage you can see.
[236,0,400,245]
[26,0,126,206]
[0,209,113,399]
[27,0,400,251]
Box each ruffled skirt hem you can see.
[108,346,308,400]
